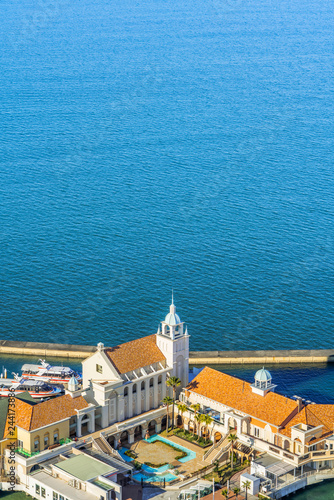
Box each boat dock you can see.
[1,340,334,364]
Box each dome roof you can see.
[165,311,181,326]
[255,368,272,382]
[68,376,79,392]
[163,297,182,326]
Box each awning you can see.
[266,461,295,476]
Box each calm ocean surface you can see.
[1,0,334,494]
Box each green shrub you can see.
[132,460,142,470]
[145,461,168,468]
[124,449,137,459]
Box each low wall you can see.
[189,349,334,365]
[0,340,96,359]
[1,339,334,364]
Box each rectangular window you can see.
[96,364,103,374]
[254,427,260,438]
[53,493,58,500]
[41,488,46,498]
[17,440,23,448]
[36,484,40,495]
[59,495,64,500]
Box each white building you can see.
[80,299,189,441]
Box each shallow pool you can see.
[134,471,177,483]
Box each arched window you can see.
[124,387,128,397]
[43,433,49,449]
[132,384,137,393]
[53,429,59,444]
[158,375,162,384]
[34,436,40,451]
[149,378,154,387]
[141,381,145,390]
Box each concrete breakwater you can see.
[1,339,334,364]
[189,349,334,365]
[0,340,96,358]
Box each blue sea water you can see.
[1,0,334,352]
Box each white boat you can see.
[21,359,82,385]
[0,374,62,399]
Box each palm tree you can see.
[202,414,213,443]
[228,433,237,470]
[195,413,203,440]
[242,480,251,500]
[177,403,188,428]
[162,396,173,434]
[233,487,240,499]
[221,489,228,500]
[190,403,200,435]
[166,376,181,429]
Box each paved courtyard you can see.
[130,440,182,465]
[129,434,207,476]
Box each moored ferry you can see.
[0,374,62,399]
[21,359,82,385]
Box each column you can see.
[88,413,95,433]
[117,393,124,422]
[128,387,133,419]
[76,417,82,438]
[153,376,159,408]
[161,372,167,400]
[101,405,109,429]
[136,384,141,415]
[145,379,150,411]
[128,430,134,444]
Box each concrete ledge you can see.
[189,349,334,364]
[1,340,334,364]
[0,340,96,359]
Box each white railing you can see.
[100,434,124,461]
[210,442,231,464]
[203,432,229,461]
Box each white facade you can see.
[80,300,189,431]
[156,299,189,392]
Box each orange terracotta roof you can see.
[280,404,334,440]
[186,367,299,427]
[4,395,89,435]
[104,334,166,374]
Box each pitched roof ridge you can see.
[107,333,157,350]
[306,405,332,432]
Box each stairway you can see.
[204,434,231,464]
[93,435,124,461]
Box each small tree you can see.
[162,396,173,433]
[233,487,240,499]
[190,403,200,435]
[166,376,181,429]
[202,414,213,442]
[228,433,237,470]
[242,480,251,500]
[221,489,228,500]
[177,403,188,428]
[195,413,203,440]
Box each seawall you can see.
[189,349,334,364]
[0,340,96,359]
[1,340,334,364]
